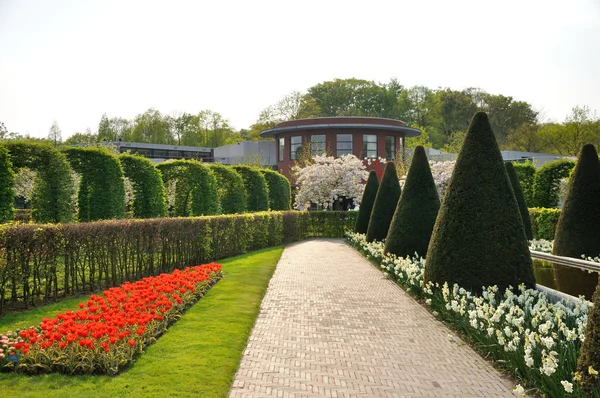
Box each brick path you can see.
[230,239,517,398]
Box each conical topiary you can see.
[552,144,600,299]
[354,170,379,234]
[424,112,535,294]
[384,146,440,258]
[576,281,600,395]
[505,162,533,240]
[366,162,401,243]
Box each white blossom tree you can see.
[428,160,455,199]
[292,154,368,209]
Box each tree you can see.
[435,89,478,137]
[384,146,440,258]
[169,111,195,146]
[424,112,535,294]
[292,154,368,210]
[405,125,433,148]
[542,106,600,156]
[131,109,173,144]
[505,162,533,240]
[65,131,98,145]
[441,131,466,153]
[0,122,7,139]
[504,123,547,152]
[365,162,401,243]
[48,121,62,146]
[479,94,538,145]
[354,170,379,234]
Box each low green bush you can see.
[529,207,561,240]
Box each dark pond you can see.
[533,259,598,300]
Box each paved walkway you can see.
[230,239,516,398]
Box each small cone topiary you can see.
[552,144,600,298]
[576,281,600,395]
[366,162,401,243]
[384,146,440,258]
[424,112,535,294]
[505,162,533,240]
[354,170,379,234]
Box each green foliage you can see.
[512,162,536,204]
[354,170,379,234]
[424,112,535,294]
[576,282,600,396]
[531,158,575,208]
[120,154,167,218]
[4,140,74,223]
[209,164,247,214]
[0,145,15,222]
[260,169,291,210]
[157,160,218,216]
[528,207,561,240]
[366,162,401,242]
[385,146,440,258]
[232,165,269,212]
[63,146,126,221]
[505,162,533,240]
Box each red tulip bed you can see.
[0,262,222,375]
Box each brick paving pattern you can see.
[230,239,517,398]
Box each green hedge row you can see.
[0,210,357,314]
[529,207,561,240]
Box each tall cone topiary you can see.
[576,282,600,395]
[505,162,533,240]
[424,112,535,294]
[365,162,401,243]
[384,146,440,258]
[552,144,600,298]
[354,170,379,234]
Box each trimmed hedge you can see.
[528,207,560,240]
[63,147,125,222]
[531,158,575,208]
[513,162,535,205]
[354,170,379,234]
[209,164,247,214]
[260,169,291,210]
[120,154,167,219]
[0,211,355,314]
[424,112,535,294]
[0,145,15,222]
[506,162,533,240]
[577,282,600,395]
[232,165,269,212]
[366,162,401,243]
[385,146,440,258]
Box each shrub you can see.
[576,282,600,396]
[208,164,247,214]
[0,145,15,222]
[506,162,533,240]
[513,162,536,205]
[366,162,401,243]
[531,158,575,208]
[385,146,440,258]
[260,169,291,210]
[232,165,269,212]
[528,207,561,239]
[354,170,379,234]
[63,147,125,221]
[424,112,535,294]
[120,154,167,218]
[553,144,600,298]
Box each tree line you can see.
[1,78,598,156]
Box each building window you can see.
[311,134,326,157]
[386,136,396,160]
[290,136,302,160]
[279,137,284,161]
[336,134,353,157]
[363,134,377,158]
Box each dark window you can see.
[363,134,377,158]
[279,137,284,161]
[336,134,353,157]
[311,134,326,157]
[290,136,302,160]
[153,149,168,158]
[386,136,396,160]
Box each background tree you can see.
[48,121,62,147]
[441,131,466,154]
[0,122,8,139]
[131,109,173,144]
[65,129,98,145]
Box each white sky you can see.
[1,0,599,139]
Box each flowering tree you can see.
[293,154,368,209]
[428,160,455,199]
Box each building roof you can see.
[260,117,421,138]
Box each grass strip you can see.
[0,246,283,397]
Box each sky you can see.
[1,0,599,139]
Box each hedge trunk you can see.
[365,162,401,243]
[384,146,440,258]
[424,112,535,294]
[505,162,533,240]
[552,144,600,298]
[354,170,379,234]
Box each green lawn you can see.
[0,246,283,398]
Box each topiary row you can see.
[232,165,269,212]
[120,154,167,218]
